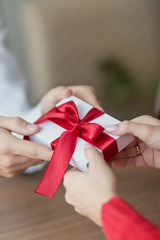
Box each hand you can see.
[0,116,53,177]
[41,85,102,113]
[63,145,117,226]
[105,115,160,168]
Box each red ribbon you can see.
[26,100,118,198]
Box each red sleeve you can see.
[101,197,160,240]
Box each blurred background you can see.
[1,1,160,240]
[0,0,160,119]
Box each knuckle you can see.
[139,115,151,124]
[14,117,23,124]
[57,86,66,92]
[30,147,39,159]
[121,120,131,132]
[64,193,69,203]
[74,207,83,215]
[3,158,14,168]
[64,193,72,204]
[63,173,72,188]
[0,142,10,154]
[122,120,130,128]
[144,125,153,138]
[85,85,96,93]
[5,171,16,178]
[63,174,68,187]
[12,117,24,129]
[142,115,150,119]
[89,86,96,93]
[6,174,16,178]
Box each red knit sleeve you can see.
[101,197,160,240]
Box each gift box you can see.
[27,96,133,198]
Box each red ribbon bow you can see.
[27,100,118,198]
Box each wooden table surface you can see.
[0,167,160,240]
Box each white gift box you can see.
[30,96,133,172]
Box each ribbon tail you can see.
[35,126,79,198]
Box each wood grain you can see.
[0,167,160,240]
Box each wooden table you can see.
[0,167,160,240]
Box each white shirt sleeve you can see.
[0,17,30,117]
[0,16,45,173]
[0,16,43,123]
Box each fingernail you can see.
[85,143,93,150]
[26,123,39,131]
[105,124,118,133]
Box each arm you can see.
[102,197,160,240]
[63,143,160,240]
[0,16,30,117]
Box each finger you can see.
[66,167,80,173]
[84,144,105,172]
[10,137,53,161]
[41,86,72,113]
[113,146,138,159]
[74,207,81,214]
[63,168,82,188]
[0,160,43,175]
[48,86,69,104]
[105,120,159,144]
[14,155,44,165]
[83,92,103,111]
[0,165,30,178]
[62,88,72,98]
[74,207,86,216]
[132,115,160,126]
[0,116,40,135]
[68,85,103,111]
[13,160,43,170]
[111,155,146,168]
[0,154,43,168]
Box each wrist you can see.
[96,191,118,226]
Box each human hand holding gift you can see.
[0,85,100,178]
[109,115,160,168]
[0,116,52,177]
[63,115,160,239]
[41,85,103,114]
[63,145,117,226]
[28,96,133,198]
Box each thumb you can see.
[62,88,73,98]
[85,144,106,172]
[105,120,159,144]
[0,116,40,135]
[63,167,82,188]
